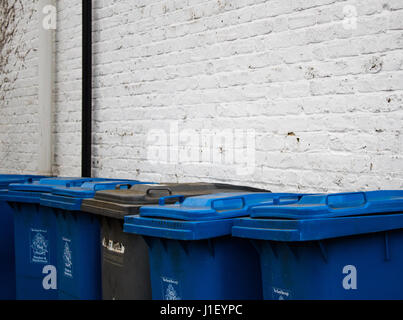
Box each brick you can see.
[1,0,402,193]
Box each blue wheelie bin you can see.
[0,177,106,300]
[0,175,47,300]
[39,179,150,300]
[232,191,403,300]
[124,192,304,300]
[81,183,270,300]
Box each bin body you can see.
[39,179,146,300]
[147,236,261,300]
[100,217,151,300]
[0,200,15,299]
[13,202,58,300]
[82,183,270,300]
[0,177,117,300]
[232,191,403,300]
[0,175,49,300]
[125,192,303,300]
[258,230,403,300]
[56,208,101,300]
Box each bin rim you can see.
[232,212,403,242]
[8,177,100,193]
[0,174,48,189]
[91,182,271,204]
[139,192,306,221]
[248,190,403,220]
[38,180,151,211]
[80,183,272,220]
[48,180,147,198]
[124,214,235,240]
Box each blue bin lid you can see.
[3,177,134,205]
[250,191,403,219]
[8,177,105,193]
[0,175,47,189]
[140,192,303,221]
[232,190,403,242]
[124,193,305,240]
[49,181,144,198]
[0,189,44,204]
[39,180,152,211]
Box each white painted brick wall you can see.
[2,0,403,193]
[53,0,83,177]
[0,0,40,174]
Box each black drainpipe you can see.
[82,0,92,177]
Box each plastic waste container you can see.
[124,192,303,300]
[232,191,403,300]
[0,177,108,300]
[81,183,270,300]
[0,175,47,300]
[39,179,149,300]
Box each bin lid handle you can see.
[272,194,304,205]
[210,196,246,212]
[326,192,368,210]
[115,184,133,190]
[159,195,185,206]
[146,187,173,197]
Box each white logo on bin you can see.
[102,237,126,254]
[63,238,73,278]
[342,265,357,290]
[165,284,179,300]
[272,287,291,300]
[31,229,49,264]
[162,277,181,300]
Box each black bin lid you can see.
[81,183,270,219]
